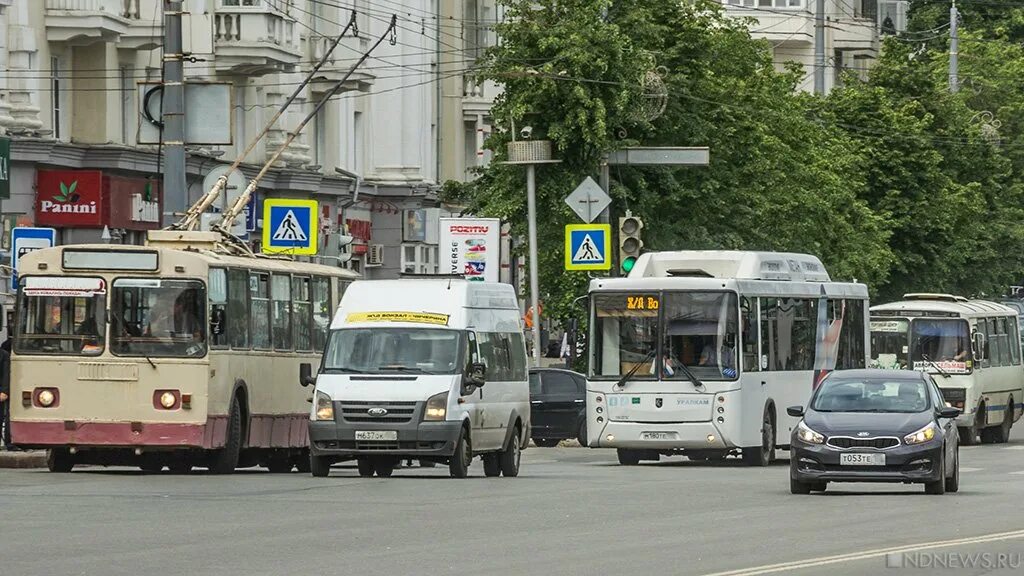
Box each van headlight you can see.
[796,421,825,445]
[904,423,937,445]
[314,391,334,421]
[424,392,447,421]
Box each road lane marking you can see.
[701,529,1024,576]
[1010,471,1024,475]
[959,467,983,472]
[1002,446,1024,450]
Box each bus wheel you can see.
[743,408,775,467]
[47,449,74,473]
[209,396,242,474]
[992,402,1013,444]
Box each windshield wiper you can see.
[615,350,655,389]
[378,366,432,374]
[144,356,157,369]
[672,360,705,389]
[326,367,368,374]
[920,354,951,379]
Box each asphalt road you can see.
[2,429,1024,576]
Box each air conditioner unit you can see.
[365,244,384,267]
[878,0,908,34]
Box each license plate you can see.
[641,432,674,440]
[840,453,885,466]
[355,430,397,441]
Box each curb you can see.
[0,451,48,469]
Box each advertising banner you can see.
[439,218,501,282]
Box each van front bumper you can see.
[308,419,463,458]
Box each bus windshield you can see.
[911,319,970,373]
[591,291,738,381]
[870,318,909,369]
[15,278,106,356]
[110,278,207,357]
[323,328,463,375]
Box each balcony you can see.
[45,0,130,45]
[306,34,375,93]
[118,0,162,51]
[213,1,303,76]
[462,77,501,119]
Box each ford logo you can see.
[857,432,870,437]
[368,408,388,417]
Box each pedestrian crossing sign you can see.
[262,198,318,255]
[565,224,611,271]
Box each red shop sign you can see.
[36,170,104,227]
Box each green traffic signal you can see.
[621,256,637,273]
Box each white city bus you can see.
[10,232,359,472]
[871,294,1024,445]
[586,251,870,466]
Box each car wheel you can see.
[617,449,642,466]
[533,438,560,448]
[448,427,472,479]
[499,428,522,477]
[925,455,947,495]
[356,458,374,478]
[47,449,75,473]
[790,477,812,495]
[945,447,960,493]
[482,453,501,477]
[310,453,332,478]
[577,420,587,447]
[372,458,396,478]
[810,482,827,493]
[743,408,775,467]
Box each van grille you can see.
[827,436,900,450]
[339,401,418,424]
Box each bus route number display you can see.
[627,296,659,311]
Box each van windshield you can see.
[323,328,463,375]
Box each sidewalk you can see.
[0,450,47,468]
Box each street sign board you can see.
[262,199,318,255]
[564,176,611,223]
[565,224,611,271]
[0,136,10,199]
[245,193,257,233]
[11,227,57,290]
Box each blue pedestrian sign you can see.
[11,227,57,290]
[565,224,611,271]
[262,198,318,255]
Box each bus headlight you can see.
[37,389,56,407]
[904,423,937,445]
[160,392,177,409]
[796,421,825,445]
[315,391,334,421]
[424,392,447,421]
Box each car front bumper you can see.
[790,440,944,484]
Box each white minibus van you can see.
[302,278,530,478]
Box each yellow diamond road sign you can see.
[565,224,611,271]
[262,198,318,255]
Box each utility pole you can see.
[814,0,826,95]
[950,1,959,93]
[162,0,187,227]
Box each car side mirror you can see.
[299,362,316,387]
[786,405,805,417]
[938,406,961,419]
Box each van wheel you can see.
[617,449,642,466]
[448,427,472,478]
[372,459,396,478]
[482,453,501,477]
[309,453,331,478]
[356,459,374,478]
[47,449,74,473]
[499,428,522,477]
[743,408,775,467]
[209,396,242,474]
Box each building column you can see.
[264,73,312,168]
[0,5,15,132]
[4,1,42,132]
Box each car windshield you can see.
[870,318,909,369]
[811,378,931,413]
[323,328,462,375]
[910,319,970,373]
[15,276,106,356]
[110,278,207,357]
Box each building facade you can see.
[0,0,501,286]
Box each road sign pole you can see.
[526,164,542,368]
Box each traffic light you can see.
[618,214,643,274]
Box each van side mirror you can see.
[786,405,805,417]
[299,363,316,387]
[467,362,486,386]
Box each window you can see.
[812,378,931,414]
[323,328,462,374]
[401,244,439,274]
[662,291,738,380]
[353,111,364,172]
[741,297,758,373]
[15,280,105,356]
[312,276,331,350]
[507,332,527,381]
[111,278,206,357]
[251,272,271,348]
[220,0,260,6]
[209,268,228,347]
[760,298,817,371]
[998,317,1011,367]
[726,0,803,7]
[591,293,659,378]
[120,66,132,145]
[477,332,512,381]
[51,56,62,140]
[293,276,312,351]
[271,274,292,350]
[977,318,989,367]
[831,299,866,370]
[529,371,541,395]
[1011,321,1021,365]
[871,318,909,369]
[911,319,971,372]
[227,269,249,348]
[543,371,579,395]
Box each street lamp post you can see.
[502,139,561,367]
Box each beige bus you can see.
[9,233,358,473]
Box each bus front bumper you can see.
[592,420,732,450]
[10,420,209,449]
[308,420,464,458]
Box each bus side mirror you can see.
[299,363,316,387]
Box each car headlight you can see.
[904,423,937,445]
[314,391,334,421]
[424,391,448,421]
[796,421,825,445]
